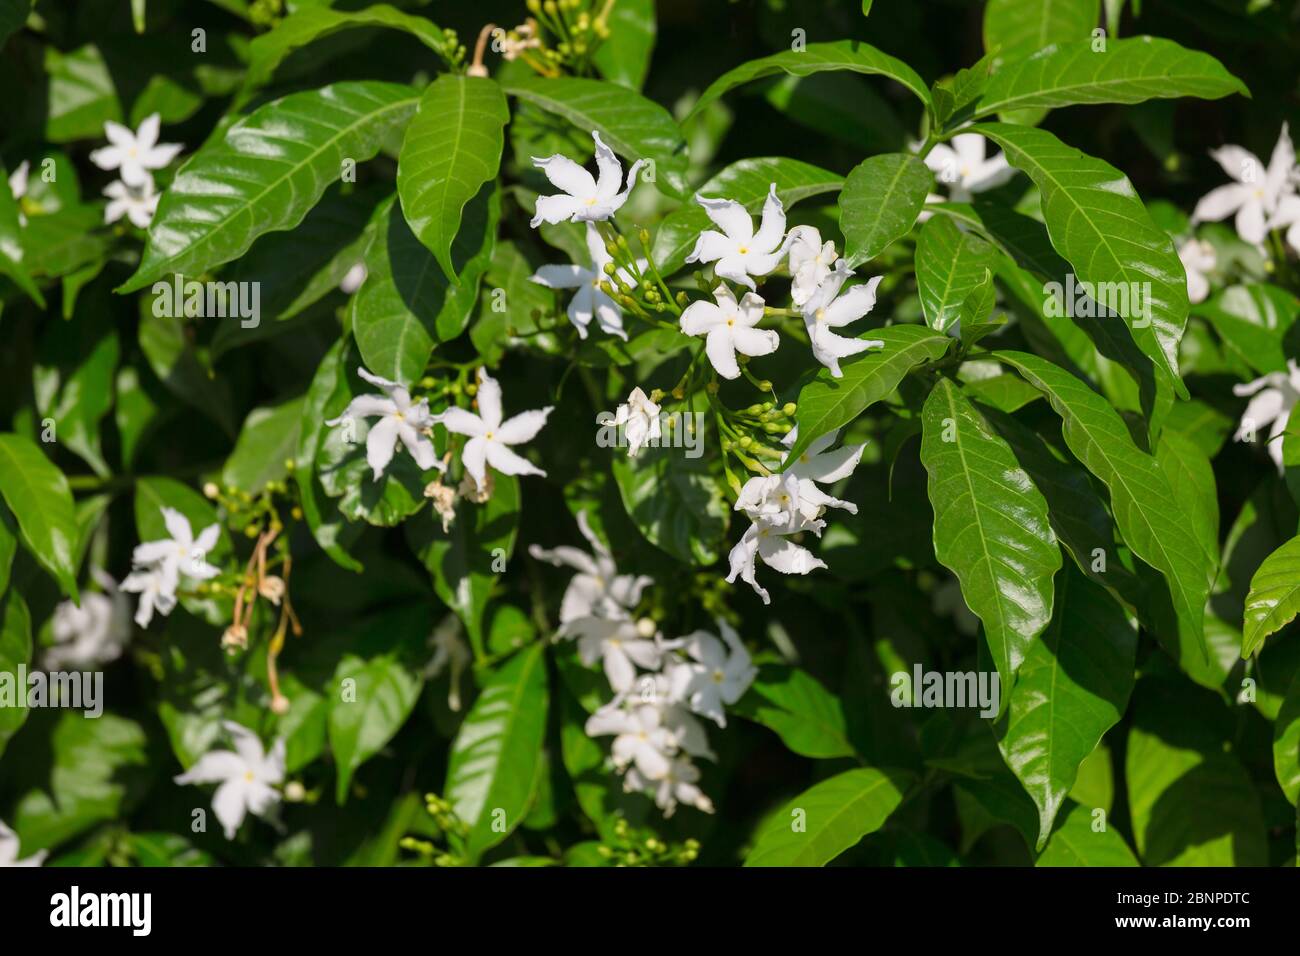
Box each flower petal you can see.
[496,407,553,444]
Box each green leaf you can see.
[0,434,79,600]
[397,75,508,282]
[788,325,951,462]
[591,0,655,90]
[222,398,305,493]
[0,0,32,47]
[992,351,1210,667]
[744,767,913,866]
[408,474,520,656]
[685,41,931,124]
[328,606,431,803]
[611,441,729,566]
[33,304,119,476]
[0,506,16,596]
[43,44,122,143]
[242,3,448,92]
[730,664,857,759]
[974,37,1247,119]
[500,75,688,199]
[1275,669,1300,805]
[0,591,32,761]
[653,157,842,277]
[352,187,499,385]
[1155,429,1218,566]
[445,643,549,862]
[120,82,420,292]
[137,303,238,438]
[914,216,998,333]
[1036,801,1138,866]
[974,122,1190,399]
[1192,283,1300,376]
[983,0,1099,57]
[920,378,1061,698]
[0,161,43,307]
[1242,534,1300,658]
[839,153,932,267]
[994,566,1136,848]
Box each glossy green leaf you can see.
[744,767,912,866]
[243,3,448,92]
[993,351,1210,666]
[653,157,842,277]
[995,565,1136,848]
[1036,801,1138,866]
[1274,669,1300,805]
[1191,283,1299,376]
[1242,533,1300,658]
[983,0,1099,57]
[788,325,951,462]
[222,398,305,493]
[1155,428,1219,566]
[974,122,1190,399]
[352,187,499,385]
[445,643,549,862]
[730,664,857,759]
[920,378,1061,697]
[43,44,122,143]
[974,37,1247,119]
[685,40,931,123]
[397,75,508,282]
[840,153,932,268]
[0,161,43,306]
[611,441,729,567]
[501,75,688,199]
[592,0,655,90]
[0,434,79,600]
[120,82,420,292]
[914,215,998,333]
[0,591,32,761]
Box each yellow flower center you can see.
[244,770,255,782]
[737,245,749,254]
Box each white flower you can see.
[561,616,662,693]
[665,622,757,727]
[173,721,285,840]
[104,174,160,229]
[0,819,45,867]
[613,386,661,457]
[120,564,176,628]
[1232,359,1300,472]
[786,225,837,307]
[800,260,884,378]
[326,367,442,481]
[924,134,1015,201]
[726,509,826,606]
[585,702,676,779]
[685,183,789,290]
[339,262,367,294]
[529,221,638,340]
[1268,194,1300,255]
[89,113,183,188]
[679,283,779,380]
[8,160,29,226]
[1192,124,1296,245]
[529,510,652,623]
[1177,238,1217,304]
[439,367,552,492]
[45,569,131,670]
[124,507,222,626]
[530,130,644,228]
[625,756,714,817]
[779,426,867,516]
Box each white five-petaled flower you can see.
[103,174,160,229]
[0,819,45,867]
[679,284,779,380]
[613,386,661,457]
[326,367,442,481]
[530,130,644,228]
[786,225,837,307]
[1192,124,1296,245]
[726,502,827,606]
[439,368,552,493]
[123,508,222,627]
[1232,359,1300,472]
[923,133,1015,201]
[562,616,662,693]
[89,113,183,188]
[585,702,677,780]
[779,425,868,517]
[800,260,885,378]
[624,757,714,817]
[1177,238,1217,304]
[529,510,652,624]
[173,721,286,840]
[665,622,757,728]
[45,569,131,670]
[529,221,639,340]
[685,183,789,290]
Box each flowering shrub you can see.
[1,0,1299,869]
